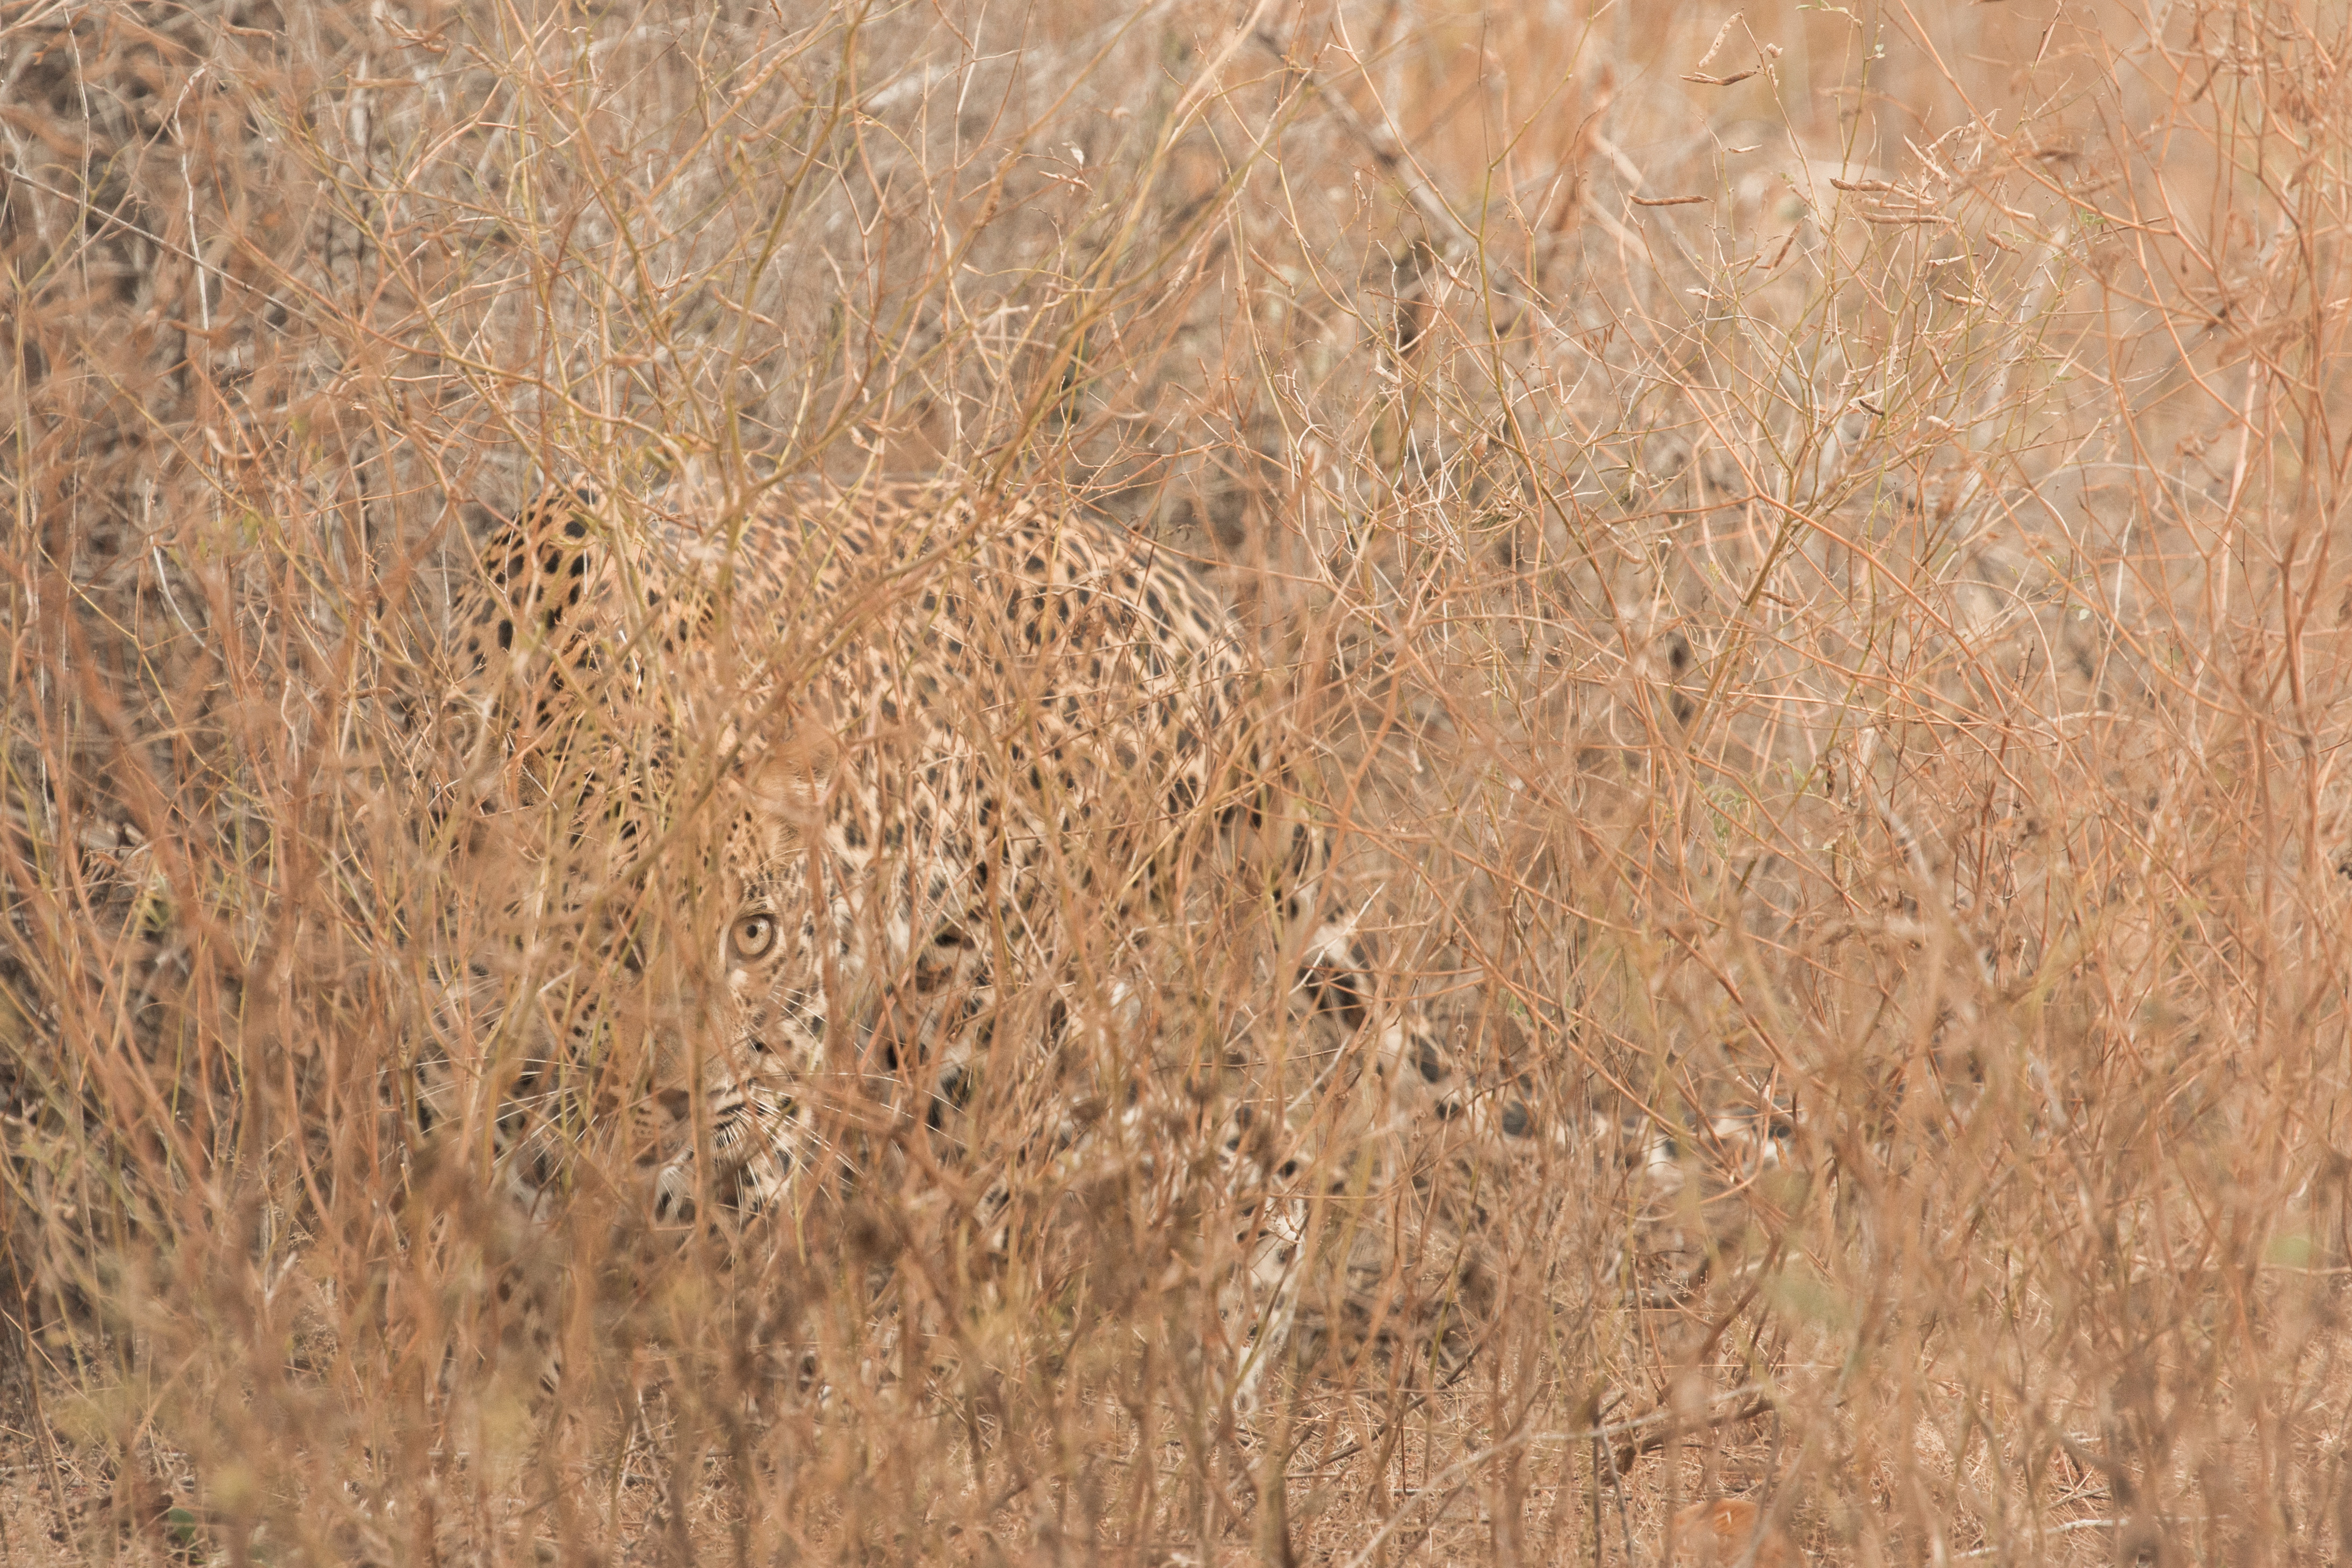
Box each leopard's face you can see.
[632,790,841,1223]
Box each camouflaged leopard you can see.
[414,469,1501,1262]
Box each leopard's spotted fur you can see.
[415,471,1510,1360]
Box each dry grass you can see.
[8,0,2352,1562]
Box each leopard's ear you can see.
[733,724,839,828]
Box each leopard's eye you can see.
[729,912,778,961]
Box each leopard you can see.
[410,465,1525,1397]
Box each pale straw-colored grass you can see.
[5,1,2348,1561]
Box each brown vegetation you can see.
[7,0,2352,1562]
[1670,1499,1803,1568]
